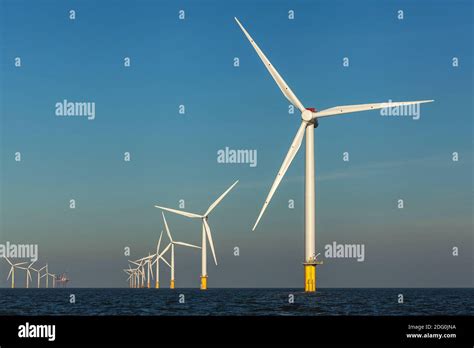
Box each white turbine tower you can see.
[156,212,200,289]
[235,17,434,292]
[3,257,27,288]
[152,231,172,289]
[155,180,238,290]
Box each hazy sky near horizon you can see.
[0,0,472,288]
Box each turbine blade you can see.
[253,121,307,231]
[3,256,14,266]
[162,212,173,242]
[174,241,201,249]
[154,205,201,219]
[234,17,305,113]
[315,100,434,118]
[161,257,172,269]
[158,243,172,260]
[149,263,154,280]
[157,230,163,253]
[203,219,218,266]
[205,180,239,216]
[7,267,13,280]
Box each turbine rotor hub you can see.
[301,109,314,122]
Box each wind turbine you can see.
[135,254,156,288]
[156,212,200,289]
[151,231,172,289]
[41,264,50,288]
[145,254,153,288]
[234,17,434,292]
[129,260,145,288]
[125,263,139,288]
[128,265,138,288]
[48,273,56,288]
[124,268,134,288]
[18,261,36,288]
[31,265,46,288]
[155,180,238,290]
[3,257,27,288]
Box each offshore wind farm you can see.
[0,0,472,320]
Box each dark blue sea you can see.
[0,288,472,316]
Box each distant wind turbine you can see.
[151,231,172,289]
[41,264,50,288]
[3,257,27,288]
[156,212,200,289]
[155,180,238,290]
[31,265,46,288]
[18,261,36,288]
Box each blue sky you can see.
[0,0,472,287]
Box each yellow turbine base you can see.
[170,280,175,289]
[304,264,316,292]
[200,275,208,290]
[155,281,159,289]
[147,281,150,289]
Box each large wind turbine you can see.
[156,212,200,289]
[4,257,27,288]
[235,17,434,292]
[155,180,238,290]
[152,231,172,289]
